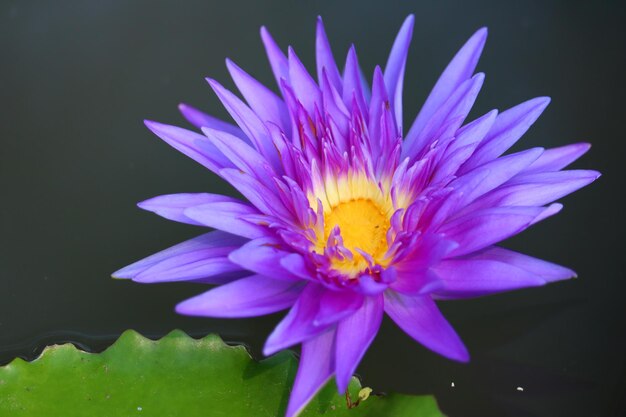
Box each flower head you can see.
[114,15,599,417]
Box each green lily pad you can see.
[0,330,444,417]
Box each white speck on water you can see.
[516,386,524,392]
[137,406,143,411]
[450,382,455,388]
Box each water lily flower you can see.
[114,15,599,417]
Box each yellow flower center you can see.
[321,198,391,277]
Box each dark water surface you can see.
[1,1,625,416]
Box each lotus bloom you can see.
[114,15,599,417]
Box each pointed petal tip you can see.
[143,119,160,130]
[473,71,486,82]
[454,347,471,363]
[205,76,217,86]
[262,339,282,357]
[174,299,197,316]
[474,26,488,41]
[532,96,551,109]
[111,268,131,280]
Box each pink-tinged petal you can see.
[285,328,336,417]
[202,126,279,186]
[524,142,592,174]
[432,258,548,299]
[144,120,233,173]
[219,168,292,219]
[461,246,576,283]
[384,292,469,362]
[407,27,487,142]
[313,290,364,327]
[335,295,383,393]
[206,78,281,171]
[465,169,600,210]
[342,46,368,116]
[177,103,247,141]
[260,26,289,92]
[225,59,290,133]
[264,284,327,355]
[288,47,322,115]
[450,147,544,209]
[441,206,544,257]
[403,73,485,159]
[461,97,550,173]
[112,231,246,280]
[184,201,267,240]
[137,193,235,226]
[229,237,303,281]
[383,14,414,132]
[175,275,304,317]
[315,17,342,93]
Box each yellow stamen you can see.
[316,198,391,277]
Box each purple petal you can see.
[441,206,544,257]
[226,59,290,133]
[219,168,291,219]
[448,109,498,155]
[450,147,544,209]
[429,110,498,185]
[206,78,280,171]
[384,292,469,362]
[335,295,383,393]
[460,246,576,283]
[184,201,267,239]
[368,66,391,155]
[403,73,485,159]
[314,290,364,327]
[383,14,414,132]
[144,120,233,173]
[461,97,550,173]
[134,253,241,284]
[112,231,246,280]
[264,284,327,355]
[288,47,322,115]
[465,169,600,209]
[260,26,289,92]
[407,27,487,142]
[202,126,279,186]
[137,193,235,226]
[285,328,336,417]
[229,237,303,280]
[177,103,247,141]
[530,202,562,225]
[524,142,592,174]
[432,258,548,299]
[175,274,303,317]
[315,17,342,93]
[342,46,368,116]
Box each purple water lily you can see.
[114,15,599,417]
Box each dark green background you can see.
[1,1,624,416]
